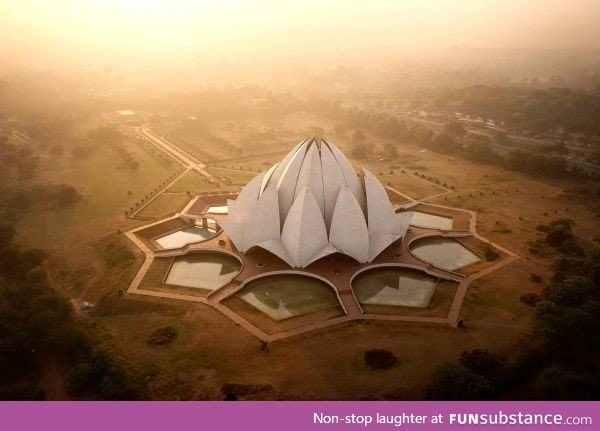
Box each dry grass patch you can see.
[136,194,191,219]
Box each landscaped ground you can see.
[136,193,191,219]
[166,171,217,193]
[16,138,180,248]
[206,167,257,186]
[379,173,448,201]
[28,113,599,400]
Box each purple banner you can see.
[1,401,597,431]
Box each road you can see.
[132,126,218,181]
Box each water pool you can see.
[164,252,241,290]
[237,274,339,321]
[156,226,217,249]
[410,237,480,271]
[352,268,437,307]
[403,211,453,230]
[207,205,228,214]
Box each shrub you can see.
[529,273,542,283]
[364,349,397,369]
[427,363,494,400]
[220,383,273,397]
[484,246,500,261]
[520,293,541,307]
[0,223,16,248]
[25,266,46,283]
[148,326,178,345]
[545,276,597,307]
[559,238,585,257]
[460,349,504,379]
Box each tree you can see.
[431,133,456,153]
[544,156,566,176]
[351,142,368,160]
[537,367,600,400]
[545,276,597,307]
[364,349,398,369]
[25,266,46,283]
[427,363,494,400]
[460,349,503,379]
[464,142,498,163]
[0,224,16,248]
[18,248,45,270]
[545,218,574,246]
[443,121,466,137]
[411,126,433,145]
[383,142,398,159]
[504,149,526,170]
[56,185,81,207]
[0,246,20,275]
[352,130,366,142]
[493,131,510,145]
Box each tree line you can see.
[0,223,143,400]
[318,102,593,180]
[427,219,600,400]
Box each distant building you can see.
[113,110,142,125]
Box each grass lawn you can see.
[214,155,281,171]
[379,173,447,200]
[206,167,257,186]
[136,193,191,219]
[16,140,179,247]
[167,171,218,193]
[169,129,237,161]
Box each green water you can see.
[405,211,453,230]
[165,252,241,290]
[156,226,217,249]
[237,274,339,321]
[410,237,480,271]
[352,268,437,307]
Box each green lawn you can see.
[206,167,258,186]
[379,173,446,200]
[136,193,191,219]
[169,129,237,161]
[212,152,284,171]
[17,140,180,246]
[167,171,218,193]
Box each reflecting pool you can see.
[403,211,453,230]
[237,274,339,321]
[164,252,241,290]
[410,237,480,271]
[352,267,437,307]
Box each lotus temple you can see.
[126,138,518,342]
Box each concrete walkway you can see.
[134,127,218,181]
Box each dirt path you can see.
[75,258,103,306]
[37,350,68,400]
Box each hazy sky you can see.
[1,0,600,68]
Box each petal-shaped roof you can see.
[241,183,280,252]
[281,187,333,268]
[329,187,370,263]
[220,138,411,268]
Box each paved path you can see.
[134,127,218,181]
[127,126,225,219]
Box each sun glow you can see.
[1,0,599,68]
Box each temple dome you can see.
[220,138,411,268]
